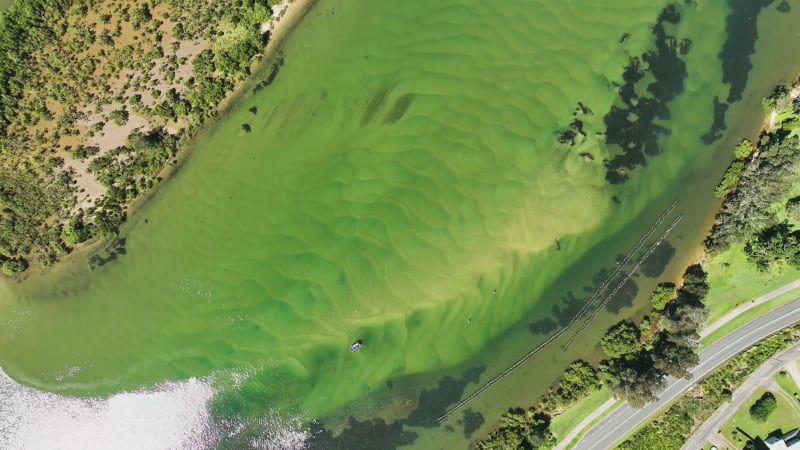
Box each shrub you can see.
[734,139,754,159]
[1,259,28,275]
[650,283,676,311]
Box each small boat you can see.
[348,340,362,352]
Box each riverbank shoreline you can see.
[15,0,318,281]
[123,0,318,227]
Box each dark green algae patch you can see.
[596,0,778,183]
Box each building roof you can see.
[766,429,800,450]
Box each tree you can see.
[762,85,791,113]
[601,321,641,358]
[743,222,800,272]
[678,264,709,301]
[663,303,708,336]
[108,108,129,125]
[748,391,777,422]
[714,160,745,198]
[652,335,697,379]
[560,360,599,399]
[649,283,675,311]
[61,211,93,245]
[604,355,666,408]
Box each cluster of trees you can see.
[0,166,72,271]
[0,0,73,131]
[706,84,800,259]
[478,361,599,449]
[476,409,556,450]
[601,265,706,408]
[479,82,800,450]
[478,265,708,449]
[619,324,800,450]
[614,81,800,450]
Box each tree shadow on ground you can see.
[460,408,485,439]
[306,417,418,450]
[602,4,688,184]
[88,237,127,268]
[552,290,586,327]
[605,277,639,314]
[529,317,558,335]
[640,241,676,278]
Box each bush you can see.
[1,259,28,275]
[749,391,777,423]
[734,139,754,159]
[650,283,676,311]
[108,108,129,125]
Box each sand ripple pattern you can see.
[0,0,751,437]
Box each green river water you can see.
[0,0,799,448]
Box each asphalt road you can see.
[680,341,800,450]
[572,296,800,450]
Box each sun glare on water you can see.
[0,368,310,449]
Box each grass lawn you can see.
[550,388,613,443]
[722,387,800,447]
[702,151,800,334]
[701,287,800,347]
[775,369,800,398]
[703,243,800,326]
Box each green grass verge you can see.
[774,369,799,398]
[721,387,800,446]
[551,388,613,440]
[701,287,800,347]
[560,397,624,450]
[703,243,800,326]
[617,325,800,450]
